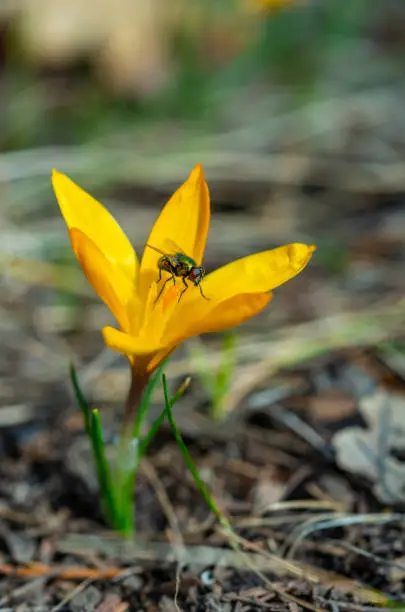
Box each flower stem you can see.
[115,361,167,535]
[132,363,165,440]
[123,365,150,429]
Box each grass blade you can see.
[138,375,191,461]
[70,362,91,435]
[139,409,166,460]
[70,365,118,529]
[90,409,119,530]
[162,374,231,532]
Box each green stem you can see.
[132,361,167,440]
[115,361,168,535]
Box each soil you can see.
[2,347,405,611]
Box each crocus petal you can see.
[190,243,315,304]
[102,326,166,356]
[52,170,138,283]
[144,286,179,344]
[70,229,139,332]
[164,243,314,344]
[166,292,272,346]
[103,326,175,373]
[146,347,176,373]
[140,165,210,292]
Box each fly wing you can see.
[145,244,166,256]
[162,238,187,256]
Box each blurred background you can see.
[2,3,405,605]
[0,0,404,414]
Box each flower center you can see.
[160,281,179,312]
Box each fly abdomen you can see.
[158,255,175,274]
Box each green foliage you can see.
[315,242,348,277]
[70,364,119,529]
[162,373,232,532]
[70,361,191,535]
[189,332,237,421]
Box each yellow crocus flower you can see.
[52,165,314,419]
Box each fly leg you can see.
[155,273,176,304]
[178,277,189,302]
[199,283,209,301]
[153,266,164,303]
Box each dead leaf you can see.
[252,476,286,514]
[95,593,129,612]
[309,390,356,422]
[333,390,405,503]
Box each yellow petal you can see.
[52,170,138,283]
[164,243,314,344]
[70,229,138,332]
[146,347,176,373]
[196,243,315,301]
[102,326,166,356]
[140,165,210,292]
[166,292,272,345]
[104,329,174,374]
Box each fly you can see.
[145,243,209,303]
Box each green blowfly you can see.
[146,241,209,303]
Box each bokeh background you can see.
[0,0,404,413]
[2,4,405,607]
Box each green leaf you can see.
[162,373,231,532]
[188,339,216,398]
[189,334,237,421]
[139,375,191,460]
[70,362,91,435]
[90,409,119,530]
[70,364,118,528]
[139,409,166,460]
[212,332,237,421]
